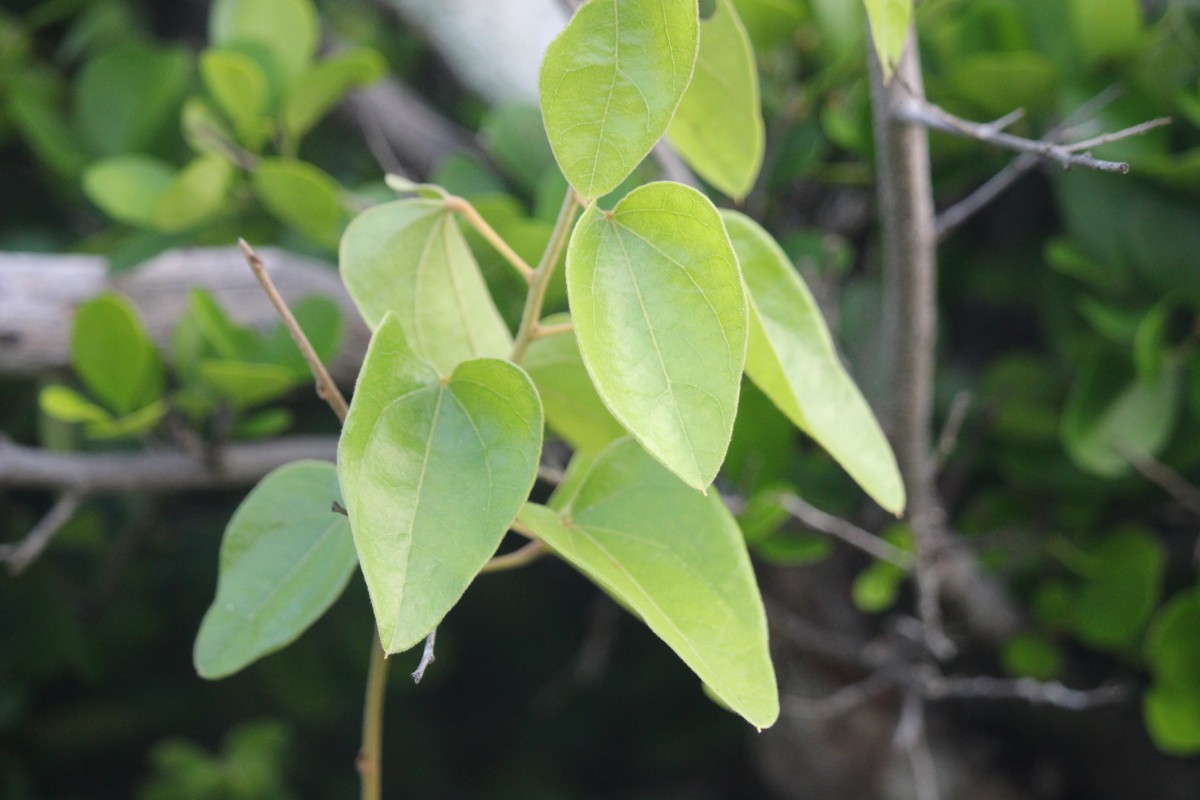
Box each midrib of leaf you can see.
[610,221,703,483]
[435,212,489,359]
[386,385,444,651]
[411,212,439,356]
[587,4,622,198]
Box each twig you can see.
[894,91,1169,174]
[785,672,893,721]
[444,196,535,283]
[0,435,338,492]
[239,240,350,423]
[510,188,579,364]
[895,692,940,800]
[934,391,973,467]
[411,629,437,684]
[534,321,574,339]
[778,492,914,569]
[1,490,86,575]
[357,635,388,800]
[921,673,1128,710]
[1119,447,1200,520]
[934,85,1127,240]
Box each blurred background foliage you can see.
[3,0,1200,796]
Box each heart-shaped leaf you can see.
[723,210,905,514]
[567,182,747,490]
[517,439,778,729]
[540,0,699,200]
[194,460,357,679]
[340,199,513,374]
[667,0,764,199]
[338,314,543,653]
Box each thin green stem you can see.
[534,321,574,339]
[510,189,580,364]
[446,195,535,282]
[357,635,388,800]
[481,538,547,573]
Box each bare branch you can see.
[784,673,893,721]
[0,436,337,492]
[1,490,86,575]
[935,391,973,467]
[922,674,1128,710]
[894,90,1170,174]
[895,693,941,800]
[778,493,915,570]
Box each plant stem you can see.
[481,538,547,572]
[357,635,388,800]
[510,188,579,364]
[238,239,349,423]
[445,195,535,282]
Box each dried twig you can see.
[935,391,973,467]
[1,490,86,575]
[785,672,893,721]
[921,673,1128,710]
[1119,446,1200,520]
[239,240,349,422]
[895,693,940,800]
[895,89,1170,175]
[778,492,914,569]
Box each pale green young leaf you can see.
[523,313,625,452]
[152,153,235,234]
[667,0,764,199]
[339,199,512,373]
[197,359,298,409]
[39,385,112,425]
[567,182,747,490]
[338,314,543,654]
[516,439,778,729]
[209,0,318,84]
[85,400,168,440]
[862,0,912,81]
[252,158,345,248]
[722,211,905,514]
[200,49,270,148]
[1069,0,1143,65]
[539,0,699,200]
[71,292,164,417]
[281,48,386,142]
[194,461,357,679]
[82,155,175,228]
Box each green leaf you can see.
[516,439,778,729]
[200,49,270,148]
[1062,353,1179,477]
[731,0,805,51]
[480,104,557,195]
[280,48,385,142]
[724,211,904,514]
[522,314,625,452]
[567,182,747,490]
[197,359,298,409]
[1144,686,1200,755]
[85,399,167,440]
[338,314,543,654]
[232,407,294,439]
[82,155,175,228]
[862,0,912,81]
[1001,634,1064,681]
[209,0,318,85]
[339,199,513,373]
[194,461,358,679]
[1069,0,1143,65]
[253,158,345,248]
[71,292,164,416]
[1067,527,1164,650]
[152,153,236,234]
[39,385,112,425]
[1144,587,1200,754]
[539,0,700,199]
[185,288,261,362]
[8,70,88,177]
[74,41,191,156]
[852,559,904,612]
[667,0,764,199]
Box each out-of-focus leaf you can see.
[83,155,174,228]
[152,153,235,234]
[71,292,164,416]
[252,158,345,248]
